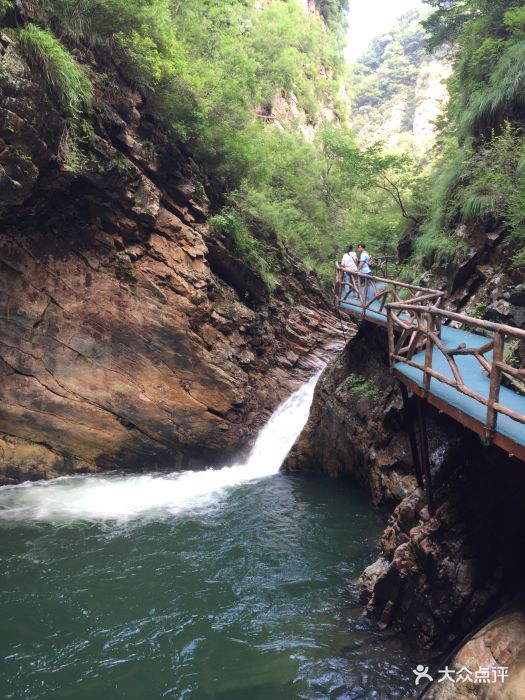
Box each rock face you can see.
[0,37,342,484]
[426,600,525,699]
[400,216,525,333]
[360,444,525,651]
[351,10,452,156]
[284,321,525,651]
[283,324,419,505]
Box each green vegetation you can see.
[423,1,525,137]
[114,252,136,284]
[349,0,525,278]
[6,0,522,292]
[351,8,440,154]
[210,208,277,292]
[0,0,12,19]
[317,0,348,28]
[15,24,92,119]
[467,303,488,319]
[342,373,382,402]
[403,0,525,270]
[31,0,347,181]
[11,23,94,170]
[0,0,416,288]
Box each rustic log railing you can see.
[387,303,525,442]
[334,264,445,328]
[333,259,525,497]
[370,254,399,279]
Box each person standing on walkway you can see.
[357,243,371,274]
[357,243,372,301]
[341,245,358,300]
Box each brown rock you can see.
[426,602,525,699]
[283,323,424,505]
[284,319,525,651]
[0,41,344,482]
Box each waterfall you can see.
[0,372,320,523]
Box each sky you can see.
[345,0,424,62]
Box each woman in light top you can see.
[340,245,358,299]
[341,244,358,272]
[357,242,372,301]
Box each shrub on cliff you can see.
[1,0,411,286]
[16,23,92,119]
[407,0,525,273]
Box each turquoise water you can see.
[0,472,420,700]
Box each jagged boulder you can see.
[425,600,525,699]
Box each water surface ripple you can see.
[0,376,421,699]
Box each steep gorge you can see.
[0,27,342,484]
[285,4,525,683]
[3,0,525,696]
[284,321,525,651]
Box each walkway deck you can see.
[340,286,397,326]
[394,325,525,459]
[333,266,525,462]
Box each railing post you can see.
[485,331,504,442]
[423,310,434,395]
[362,276,368,321]
[387,307,395,370]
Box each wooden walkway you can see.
[334,265,525,463]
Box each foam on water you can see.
[0,372,321,522]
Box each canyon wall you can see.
[284,322,525,652]
[0,34,342,484]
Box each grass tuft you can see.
[16,24,92,119]
[460,41,525,136]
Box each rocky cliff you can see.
[284,322,525,653]
[351,9,451,156]
[0,32,342,484]
[425,597,525,699]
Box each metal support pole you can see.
[400,384,424,489]
[417,398,435,516]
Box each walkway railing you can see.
[387,303,525,441]
[333,264,445,327]
[369,255,399,279]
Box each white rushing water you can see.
[0,371,321,522]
